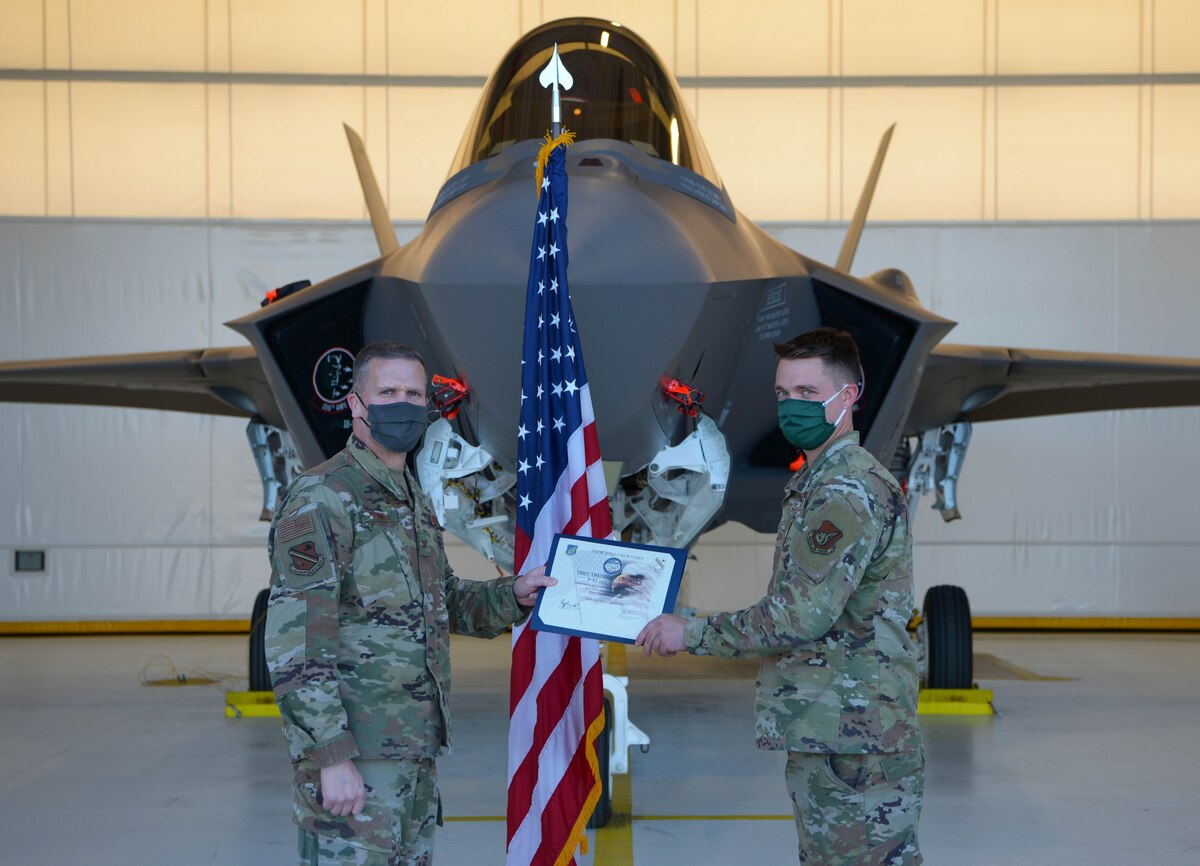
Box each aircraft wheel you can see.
[248,587,271,692]
[921,585,973,689]
[586,696,614,829]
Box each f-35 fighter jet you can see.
[4,19,1199,687]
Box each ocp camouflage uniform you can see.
[685,432,923,865]
[266,435,528,865]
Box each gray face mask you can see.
[359,396,428,454]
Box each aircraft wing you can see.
[907,343,1200,433]
[0,346,283,426]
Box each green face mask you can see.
[777,384,849,451]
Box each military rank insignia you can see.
[807,520,843,554]
[287,541,325,576]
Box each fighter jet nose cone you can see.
[422,142,728,289]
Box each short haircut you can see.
[352,341,427,393]
[773,327,861,388]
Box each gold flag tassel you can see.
[535,129,576,196]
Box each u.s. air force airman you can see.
[637,327,924,865]
[266,341,555,866]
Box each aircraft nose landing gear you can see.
[918,584,973,689]
[249,588,271,692]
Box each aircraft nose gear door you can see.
[611,415,731,549]
[416,419,517,567]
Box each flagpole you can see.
[552,48,560,139]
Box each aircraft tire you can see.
[249,587,271,692]
[923,584,973,689]
[586,695,614,829]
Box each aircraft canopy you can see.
[450,19,719,184]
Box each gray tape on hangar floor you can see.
[1,632,1198,865]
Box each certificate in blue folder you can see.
[530,533,687,644]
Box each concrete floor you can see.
[1,632,1198,865]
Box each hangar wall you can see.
[2,0,1199,623]
[2,218,1198,621]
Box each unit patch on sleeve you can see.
[807,520,844,555]
[287,541,325,576]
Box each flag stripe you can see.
[509,632,603,768]
[508,647,602,863]
[514,397,605,576]
[534,661,605,866]
[509,625,574,775]
[509,542,536,712]
[562,473,594,536]
[590,499,610,533]
[583,422,601,466]
[506,634,584,839]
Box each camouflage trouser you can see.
[784,749,924,865]
[295,758,441,866]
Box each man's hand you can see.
[513,564,558,607]
[320,760,365,817]
[636,614,687,657]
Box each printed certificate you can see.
[530,534,686,644]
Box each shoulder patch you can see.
[276,512,315,545]
[287,540,325,576]
[807,520,843,555]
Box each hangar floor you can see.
[1,631,1197,866]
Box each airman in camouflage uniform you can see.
[266,342,552,866]
[638,327,923,865]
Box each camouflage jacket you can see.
[265,435,526,768]
[685,432,921,755]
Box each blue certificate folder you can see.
[530,533,687,644]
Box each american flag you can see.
[506,138,611,866]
